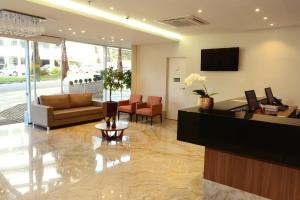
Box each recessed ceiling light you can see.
[58,29,63,32]
[27,0,183,40]
[270,23,274,27]
[68,28,72,31]
[72,32,76,35]
[255,8,260,12]
[81,30,86,33]
[111,36,114,39]
[101,37,105,40]
[120,38,124,41]
[198,9,203,13]
[111,40,114,42]
[263,17,268,20]
[142,18,147,22]
[109,7,114,11]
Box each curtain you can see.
[117,48,123,71]
[61,39,69,80]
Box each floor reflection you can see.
[0,124,131,200]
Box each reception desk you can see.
[177,97,300,200]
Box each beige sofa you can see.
[32,93,105,130]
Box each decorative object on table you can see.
[79,79,83,84]
[111,116,116,128]
[95,121,128,140]
[105,117,111,127]
[84,78,88,83]
[74,80,78,84]
[136,96,163,125]
[88,78,92,83]
[69,81,73,85]
[184,73,217,111]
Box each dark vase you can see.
[111,118,116,129]
[106,101,118,118]
[198,97,214,111]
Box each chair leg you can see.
[118,111,120,120]
[136,114,138,123]
[142,115,144,121]
[150,116,153,126]
[160,114,162,123]
[130,114,133,122]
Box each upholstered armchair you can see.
[136,96,162,125]
[118,94,143,121]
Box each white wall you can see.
[137,26,300,109]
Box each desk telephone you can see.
[271,97,288,111]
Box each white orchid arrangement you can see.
[184,73,218,98]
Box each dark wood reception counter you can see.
[177,97,300,200]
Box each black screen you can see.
[201,47,239,71]
[265,87,274,104]
[245,90,259,112]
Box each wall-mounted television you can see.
[201,47,239,71]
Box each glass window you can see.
[0,57,4,69]
[20,57,25,65]
[10,40,17,46]
[107,47,119,69]
[66,41,104,79]
[9,57,18,66]
[20,41,25,48]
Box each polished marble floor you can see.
[0,119,205,200]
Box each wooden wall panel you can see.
[204,148,300,200]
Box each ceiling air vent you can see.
[160,15,209,27]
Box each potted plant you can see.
[79,79,83,84]
[74,80,78,84]
[184,73,217,110]
[100,67,120,117]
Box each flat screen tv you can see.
[201,47,239,71]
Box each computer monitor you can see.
[245,90,259,112]
[265,87,274,105]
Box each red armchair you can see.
[136,96,162,125]
[118,94,143,121]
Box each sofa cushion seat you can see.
[119,105,132,113]
[53,106,103,120]
[136,108,152,116]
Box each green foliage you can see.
[100,67,120,101]
[123,70,131,89]
[0,76,26,84]
[50,67,61,76]
[40,68,49,76]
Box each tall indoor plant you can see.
[100,67,119,117]
[184,73,217,110]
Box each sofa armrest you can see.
[137,102,147,109]
[118,100,129,106]
[151,104,162,116]
[32,103,54,127]
[92,100,104,107]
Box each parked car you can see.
[0,65,26,76]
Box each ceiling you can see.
[1,0,300,47]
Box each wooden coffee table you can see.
[95,121,128,140]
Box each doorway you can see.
[166,57,186,120]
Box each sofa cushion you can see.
[40,94,70,110]
[53,106,103,120]
[119,105,132,113]
[69,93,93,108]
